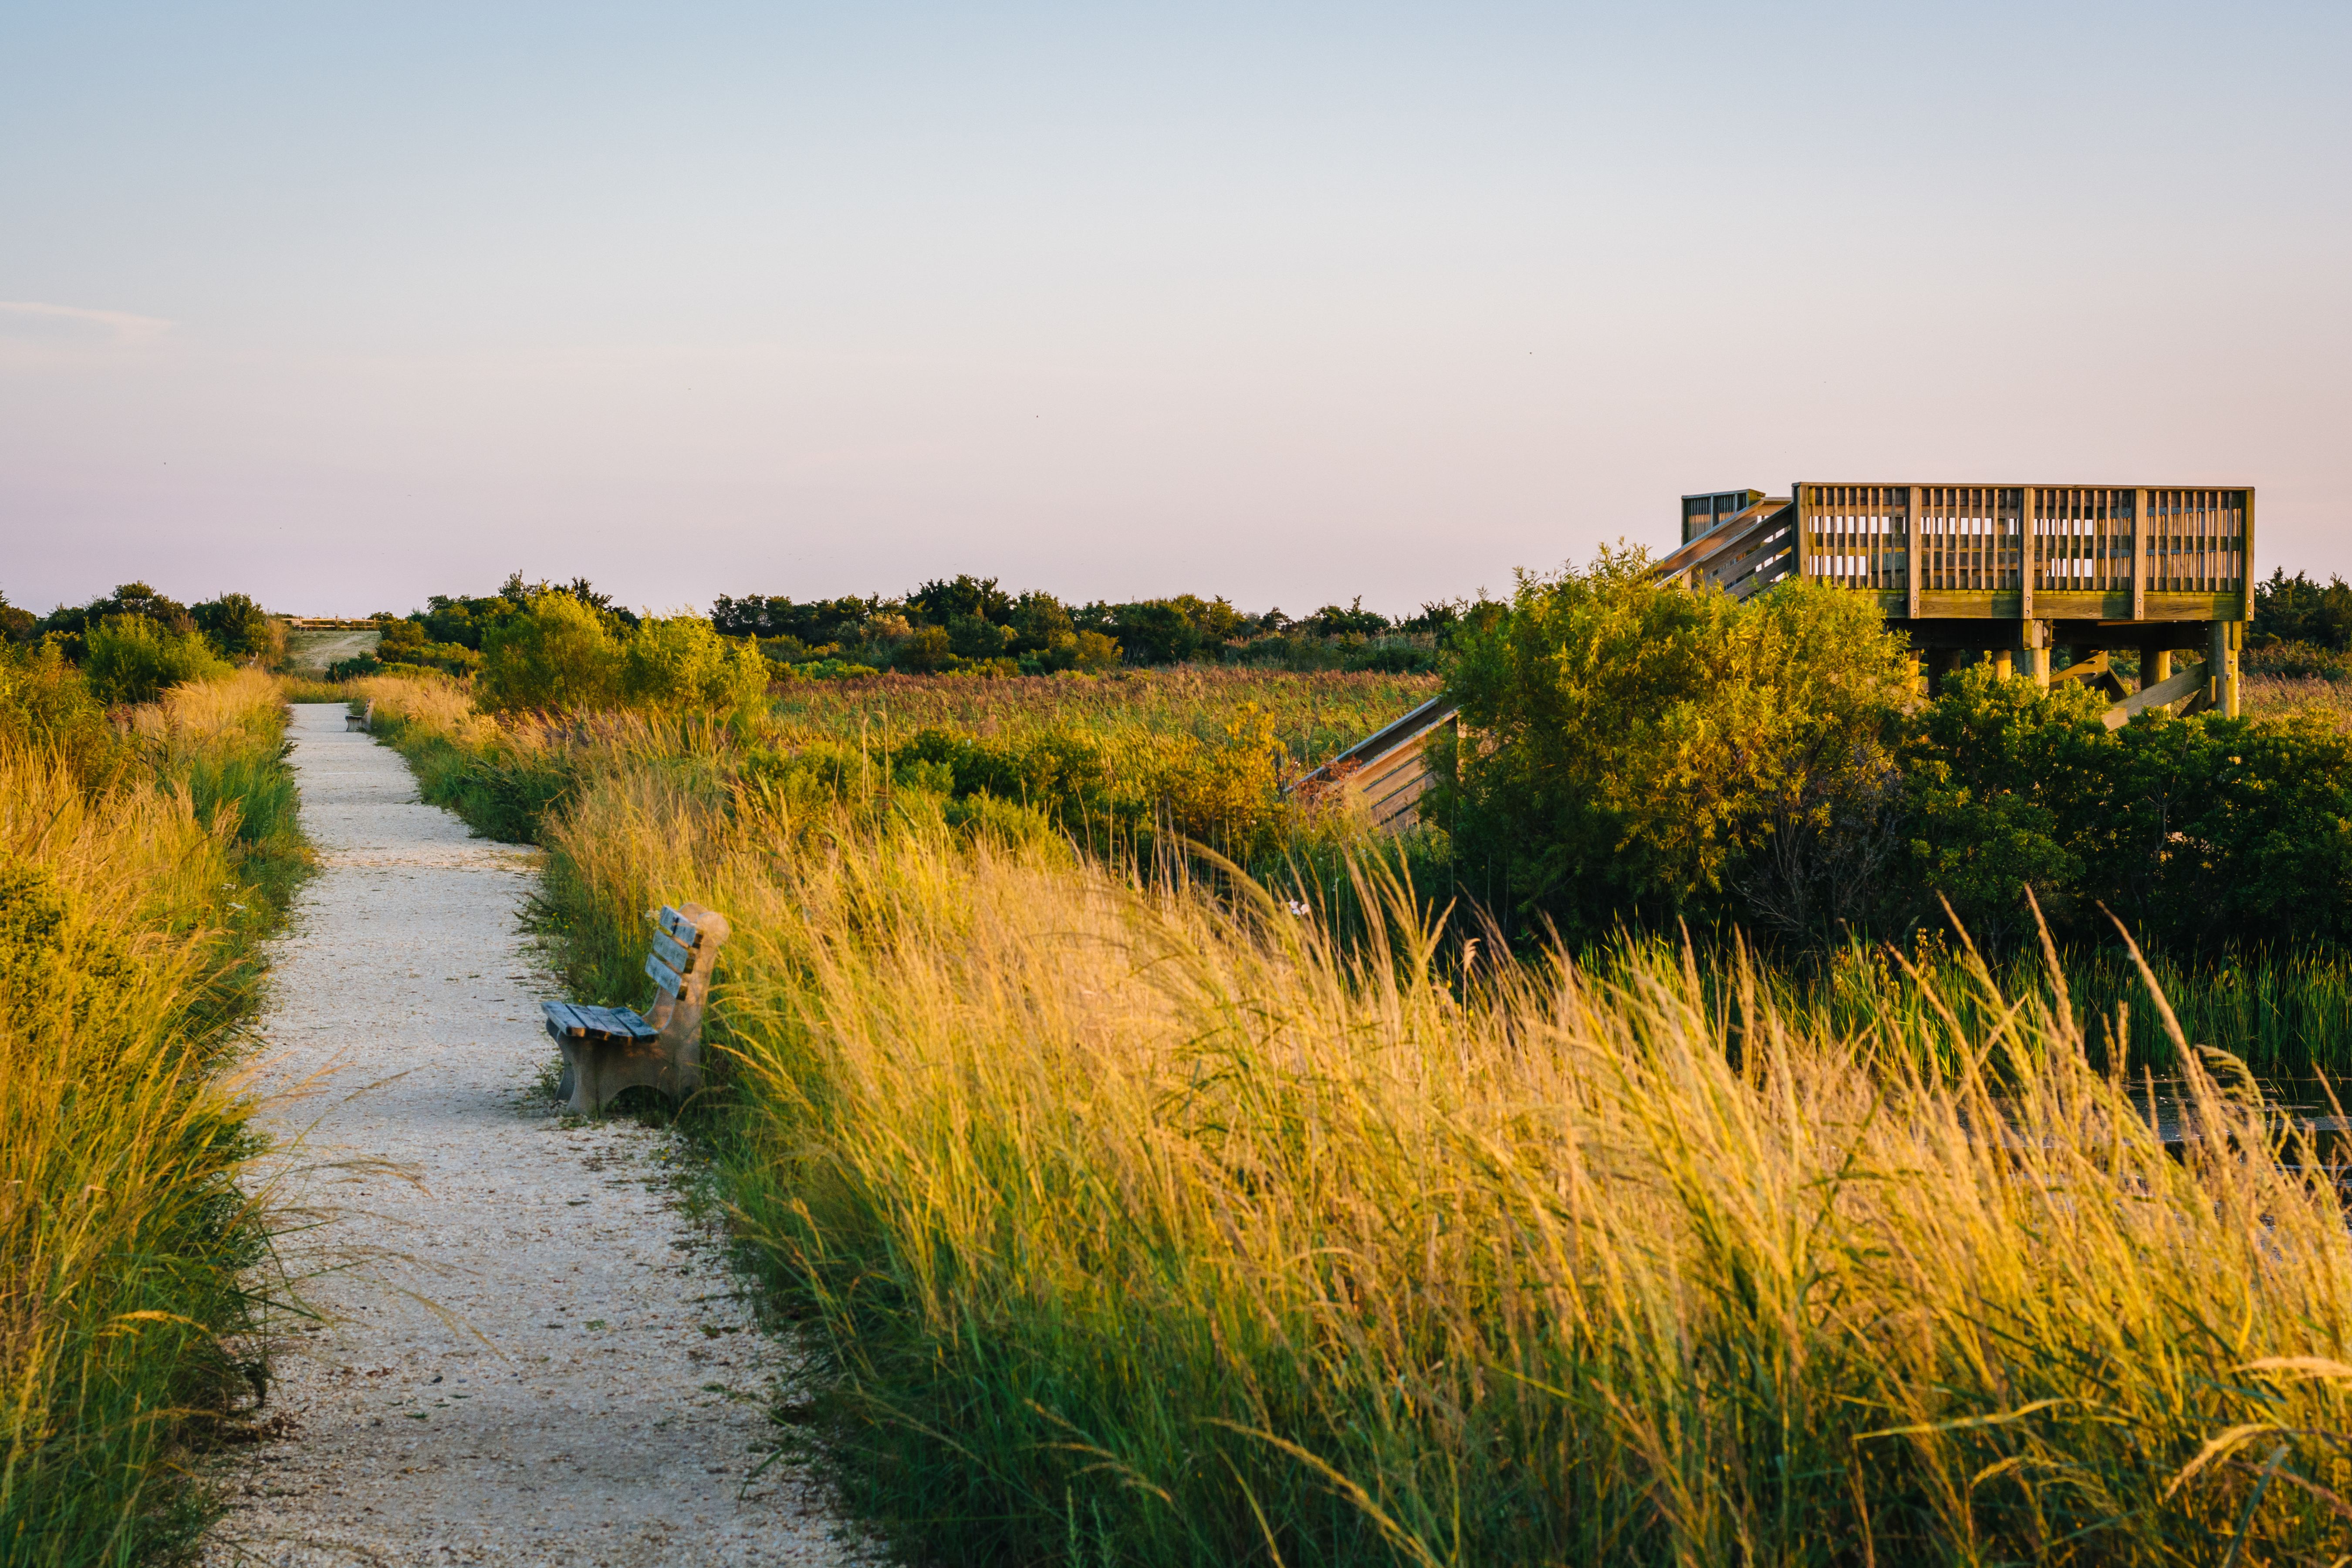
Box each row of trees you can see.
[711,577,1471,675]
[0,583,280,704]
[348,573,1473,682]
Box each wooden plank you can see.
[2132,488,2148,620]
[657,906,700,947]
[542,1000,588,1037]
[2103,660,2207,730]
[1907,484,1922,617]
[2019,486,2035,621]
[651,928,696,976]
[1796,486,1813,584]
[647,953,683,997]
[2030,591,2135,618]
[2053,651,2111,685]
[580,1005,659,1040]
[2241,487,2257,613]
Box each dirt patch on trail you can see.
[282,629,380,676]
[201,704,872,1567]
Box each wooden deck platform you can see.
[1667,481,2254,712]
[1295,480,2256,831]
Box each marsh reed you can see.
[511,742,2352,1566]
[0,669,304,1565]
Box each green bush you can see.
[1902,666,2352,953]
[0,640,112,774]
[81,616,232,706]
[190,593,279,663]
[1431,553,1912,942]
[619,617,769,712]
[478,593,622,712]
[375,617,482,676]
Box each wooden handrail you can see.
[1789,483,2252,607]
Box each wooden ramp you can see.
[1287,694,1459,832]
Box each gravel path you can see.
[203,704,867,1568]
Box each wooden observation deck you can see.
[1658,482,2253,716]
[1295,480,2256,829]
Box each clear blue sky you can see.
[4,2,2345,618]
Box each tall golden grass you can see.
[0,669,301,1565]
[511,746,2352,1566]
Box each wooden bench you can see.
[345,698,375,732]
[542,902,731,1115]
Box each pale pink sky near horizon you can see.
[4,2,2347,620]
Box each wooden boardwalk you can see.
[1297,480,2254,828]
[1661,482,2253,712]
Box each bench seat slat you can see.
[546,1000,661,1043]
[584,1006,632,1037]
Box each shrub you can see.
[0,591,33,643]
[619,616,769,712]
[0,639,111,773]
[1070,629,1121,672]
[478,592,622,712]
[1433,553,1913,941]
[191,592,280,663]
[945,612,1010,660]
[895,625,953,674]
[1903,665,2352,952]
[82,615,232,706]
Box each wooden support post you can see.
[2212,621,2239,719]
[2022,621,2050,690]
[1907,484,1923,618]
[1993,648,2014,680]
[2145,648,2172,692]
[2132,487,2149,622]
[1794,483,1812,584]
[2018,486,2035,621]
[2242,488,2257,619]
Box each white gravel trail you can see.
[203,704,866,1568]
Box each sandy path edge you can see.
[199,704,868,1568]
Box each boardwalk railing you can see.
[1663,484,2252,622]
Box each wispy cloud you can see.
[0,300,175,345]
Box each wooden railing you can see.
[1794,484,2251,616]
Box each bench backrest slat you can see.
[650,928,696,976]
[657,905,700,946]
[646,952,683,997]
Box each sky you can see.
[3,1,2347,619]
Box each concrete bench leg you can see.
[559,1029,701,1116]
